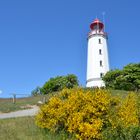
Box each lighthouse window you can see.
[99,49,102,55]
[100,73,104,78]
[99,39,101,44]
[100,60,103,66]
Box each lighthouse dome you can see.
[90,18,104,30]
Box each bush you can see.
[103,63,140,91]
[35,88,140,139]
[41,74,79,94]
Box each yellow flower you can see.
[35,88,140,140]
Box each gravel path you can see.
[0,106,39,119]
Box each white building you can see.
[86,18,109,87]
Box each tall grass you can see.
[0,116,71,140]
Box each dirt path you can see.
[0,106,39,119]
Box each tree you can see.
[31,86,42,96]
[103,63,140,91]
[123,63,140,90]
[65,74,79,88]
[102,69,122,89]
[41,74,79,94]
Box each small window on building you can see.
[100,73,104,78]
[99,39,101,44]
[99,49,102,55]
[100,60,103,66]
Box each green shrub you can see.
[41,74,79,94]
[103,63,140,91]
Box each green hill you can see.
[0,89,139,140]
[0,93,55,113]
[0,90,131,113]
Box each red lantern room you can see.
[90,18,104,31]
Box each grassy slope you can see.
[0,93,55,113]
[0,89,138,140]
[0,90,132,113]
[110,89,129,97]
[0,116,70,140]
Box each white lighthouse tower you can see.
[86,18,109,87]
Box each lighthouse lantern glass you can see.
[93,24,99,30]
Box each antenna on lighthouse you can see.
[102,12,106,31]
[95,15,98,34]
[95,15,98,19]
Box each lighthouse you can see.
[86,18,109,87]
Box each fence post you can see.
[43,96,46,104]
[13,94,16,104]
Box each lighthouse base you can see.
[86,78,105,88]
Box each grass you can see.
[0,93,56,113]
[110,89,129,97]
[0,89,137,113]
[110,89,140,99]
[0,116,72,140]
[0,89,139,140]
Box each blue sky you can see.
[0,0,140,98]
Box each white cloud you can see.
[0,90,2,94]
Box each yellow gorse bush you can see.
[35,88,140,140]
[118,93,139,126]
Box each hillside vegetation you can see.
[0,89,140,140]
[0,93,54,113]
[103,63,140,91]
[0,90,128,113]
[0,117,71,140]
[36,88,140,140]
[31,74,79,96]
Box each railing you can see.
[88,31,107,39]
